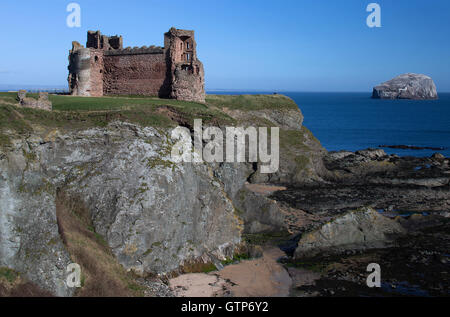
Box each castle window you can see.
[186,42,190,49]
[95,56,99,62]
[186,53,190,61]
[182,65,193,74]
[180,42,183,49]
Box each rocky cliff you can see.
[372,73,438,100]
[0,93,326,296]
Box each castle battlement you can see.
[103,46,164,56]
[68,28,205,102]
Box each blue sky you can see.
[0,0,449,91]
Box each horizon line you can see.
[1,85,450,94]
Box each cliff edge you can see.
[0,93,326,296]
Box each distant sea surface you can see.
[2,88,449,157]
[208,91,450,157]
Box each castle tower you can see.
[87,30,123,50]
[164,28,205,102]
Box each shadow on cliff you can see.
[55,189,145,297]
[0,269,53,297]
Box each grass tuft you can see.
[56,190,144,297]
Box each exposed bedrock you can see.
[0,161,73,297]
[0,98,328,295]
[272,148,450,216]
[0,123,245,286]
[294,207,406,259]
[218,104,328,185]
[372,73,438,100]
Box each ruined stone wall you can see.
[68,29,205,102]
[164,28,205,102]
[17,91,52,111]
[87,31,101,49]
[87,31,123,50]
[67,45,103,97]
[89,50,104,97]
[170,62,205,102]
[103,50,169,97]
[68,46,92,96]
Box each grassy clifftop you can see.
[205,94,299,111]
[0,92,298,113]
[0,93,229,131]
[0,93,301,146]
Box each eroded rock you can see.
[372,73,438,100]
[294,207,406,259]
[0,122,245,295]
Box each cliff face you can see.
[1,123,245,294]
[372,73,438,100]
[0,94,326,296]
[0,152,73,297]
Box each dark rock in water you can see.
[379,144,445,151]
[431,153,445,160]
[271,149,450,216]
[291,215,450,297]
[355,148,387,159]
[372,73,438,100]
[294,207,406,259]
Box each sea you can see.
[209,91,450,158]
[2,88,449,157]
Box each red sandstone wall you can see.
[89,50,104,97]
[102,53,169,96]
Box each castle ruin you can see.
[68,28,205,102]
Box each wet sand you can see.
[169,247,293,297]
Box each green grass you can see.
[0,92,303,150]
[280,129,310,151]
[0,92,298,112]
[0,92,19,103]
[181,260,219,274]
[220,252,251,266]
[49,94,205,111]
[295,155,311,171]
[0,93,238,133]
[47,94,235,127]
[279,126,322,156]
[201,263,218,273]
[206,94,299,111]
[0,267,20,283]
